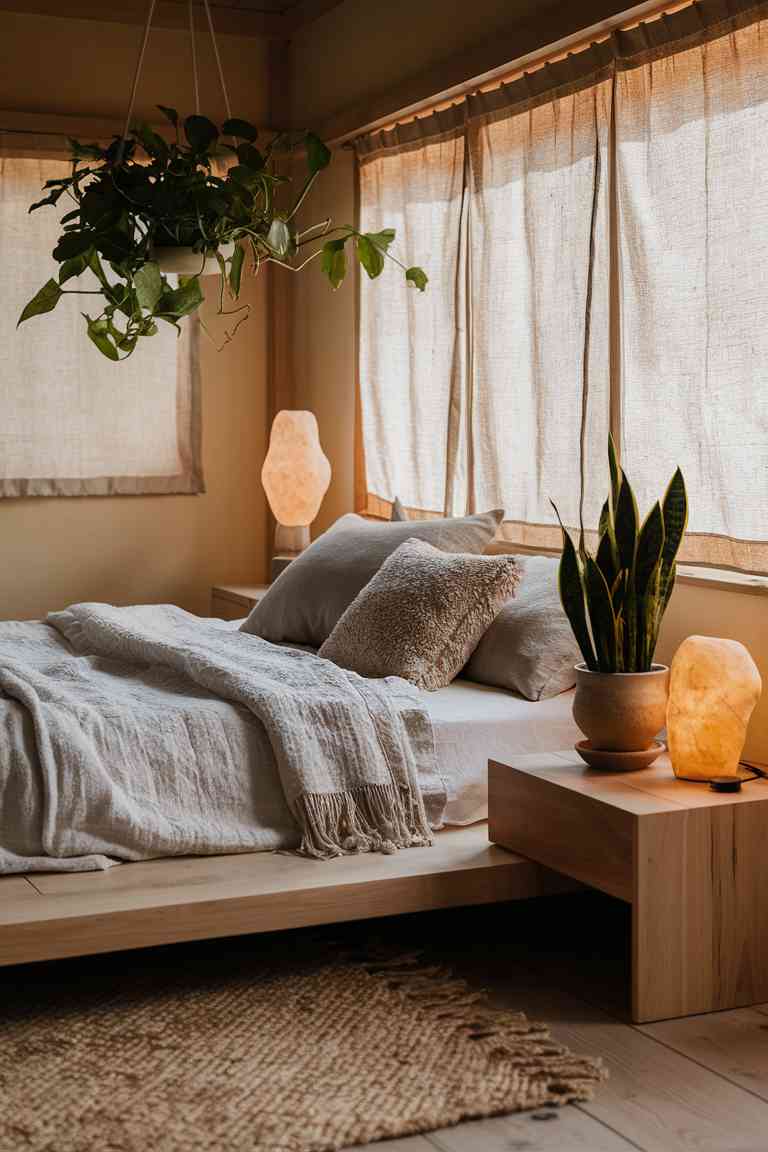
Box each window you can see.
[357,0,768,573]
[0,157,202,498]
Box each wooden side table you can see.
[210,584,269,621]
[489,750,768,1023]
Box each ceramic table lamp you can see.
[667,635,762,781]
[262,410,331,580]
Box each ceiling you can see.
[0,0,346,37]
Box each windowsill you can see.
[677,566,768,597]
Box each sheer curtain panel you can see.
[615,18,768,571]
[0,158,202,498]
[355,0,768,573]
[358,126,468,516]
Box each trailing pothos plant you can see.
[18,108,428,361]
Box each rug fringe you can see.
[360,953,607,1107]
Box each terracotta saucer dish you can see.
[575,738,665,772]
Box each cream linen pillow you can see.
[241,510,503,647]
[318,538,519,691]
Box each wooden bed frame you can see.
[0,824,575,967]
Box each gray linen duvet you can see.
[0,606,446,874]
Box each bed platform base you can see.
[0,825,575,967]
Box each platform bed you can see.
[0,824,576,967]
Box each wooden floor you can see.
[5,890,768,1150]
[357,894,768,1152]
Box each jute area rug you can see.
[0,946,605,1152]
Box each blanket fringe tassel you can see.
[295,783,433,859]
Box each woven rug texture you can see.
[0,950,605,1152]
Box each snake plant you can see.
[552,436,688,673]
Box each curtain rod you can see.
[334,0,691,147]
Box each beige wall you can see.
[290,1,768,764]
[0,11,268,124]
[0,11,270,619]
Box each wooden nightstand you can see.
[210,583,269,621]
[489,750,768,1023]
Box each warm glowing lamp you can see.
[667,635,762,781]
[262,410,331,579]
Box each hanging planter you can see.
[16,1,427,361]
[152,241,235,277]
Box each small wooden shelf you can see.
[210,583,269,620]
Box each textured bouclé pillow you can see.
[241,510,503,648]
[318,538,519,691]
[464,554,580,700]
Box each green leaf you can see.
[356,234,385,279]
[585,555,618,672]
[266,218,291,258]
[367,228,396,253]
[53,231,94,262]
[133,123,169,160]
[595,529,617,591]
[551,500,597,670]
[608,432,621,515]
[305,132,331,174]
[134,261,163,310]
[68,138,104,160]
[18,279,63,326]
[405,266,428,291]
[228,243,245,298]
[58,253,89,284]
[660,467,688,602]
[236,143,264,170]
[157,105,179,126]
[184,115,219,153]
[29,188,66,212]
[159,276,204,319]
[321,238,347,290]
[614,473,639,573]
[84,315,119,361]
[223,118,259,142]
[624,580,637,671]
[635,501,665,596]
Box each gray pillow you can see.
[463,554,580,700]
[241,509,503,647]
[319,538,519,691]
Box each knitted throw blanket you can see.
[0,603,439,868]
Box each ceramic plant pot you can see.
[152,241,235,277]
[572,663,669,755]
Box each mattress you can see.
[425,680,579,826]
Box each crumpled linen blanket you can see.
[0,604,445,873]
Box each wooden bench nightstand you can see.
[489,750,768,1023]
[210,584,269,621]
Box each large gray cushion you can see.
[319,538,519,691]
[241,510,503,648]
[463,554,580,700]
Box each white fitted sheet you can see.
[424,681,579,826]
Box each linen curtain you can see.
[0,157,202,498]
[356,0,768,572]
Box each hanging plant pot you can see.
[152,242,235,277]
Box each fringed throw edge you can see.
[294,782,433,859]
[359,953,608,1112]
